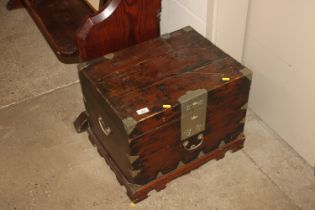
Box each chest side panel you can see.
[79,72,135,182]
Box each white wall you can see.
[161,0,249,62]
[207,0,249,62]
[243,0,315,165]
[161,0,315,165]
[160,0,208,36]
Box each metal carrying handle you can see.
[98,116,112,136]
[182,134,204,151]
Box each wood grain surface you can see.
[6,0,161,63]
[79,27,252,185]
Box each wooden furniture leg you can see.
[6,0,24,10]
[74,111,89,133]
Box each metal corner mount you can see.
[122,117,137,135]
[241,103,248,110]
[157,171,164,178]
[104,53,114,60]
[128,168,141,178]
[77,57,104,71]
[240,117,246,124]
[240,68,253,81]
[178,89,208,141]
[77,61,90,71]
[183,26,193,32]
[126,154,139,165]
[161,33,171,39]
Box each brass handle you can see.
[182,134,204,151]
[98,116,112,136]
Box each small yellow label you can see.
[163,105,172,109]
[130,202,137,208]
[222,77,231,81]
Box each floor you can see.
[0,3,315,210]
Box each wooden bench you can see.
[7,0,161,63]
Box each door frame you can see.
[206,0,250,62]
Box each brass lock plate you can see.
[178,89,208,141]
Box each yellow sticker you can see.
[222,77,230,81]
[163,105,172,109]
[130,202,137,208]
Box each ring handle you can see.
[182,134,204,151]
[98,116,112,136]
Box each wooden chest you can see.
[75,27,253,202]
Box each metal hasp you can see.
[178,89,208,141]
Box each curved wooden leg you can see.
[6,0,24,10]
[74,111,89,133]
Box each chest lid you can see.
[79,26,251,140]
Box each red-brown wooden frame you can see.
[6,0,161,63]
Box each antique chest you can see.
[75,26,253,202]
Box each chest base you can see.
[75,112,245,203]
